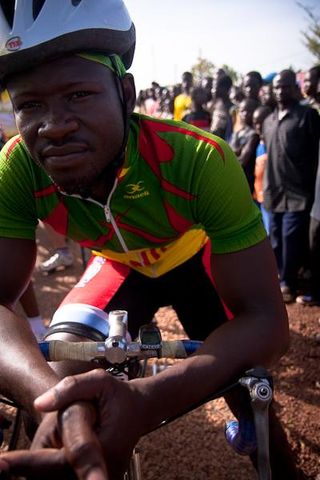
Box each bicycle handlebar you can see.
[39,338,203,363]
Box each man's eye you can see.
[70,91,92,100]
[17,101,41,111]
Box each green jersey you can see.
[0,113,266,277]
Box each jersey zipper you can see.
[104,178,129,253]
[104,179,145,267]
[60,179,146,267]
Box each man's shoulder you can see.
[1,134,28,160]
[293,101,316,116]
[293,102,320,127]
[130,112,211,136]
[129,113,228,162]
[0,134,45,186]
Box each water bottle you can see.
[225,418,257,455]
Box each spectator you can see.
[173,71,193,120]
[296,67,320,306]
[232,72,262,134]
[135,89,147,114]
[207,74,236,142]
[242,71,263,103]
[263,69,320,303]
[260,84,277,111]
[296,156,320,306]
[0,123,6,149]
[201,75,213,103]
[40,223,74,274]
[230,98,260,193]
[182,86,211,131]
[158,97,174,119]
[252,105,272,233]
[143,87,160,117]
[18,281,47,340]
[302,65,320,112]
[212,67,227,83]
[230,84,245,106]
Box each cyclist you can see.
[0,1,298,479]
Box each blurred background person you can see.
[40,223,74,274]
[18,281,47,340]
[260,83,277,111]
[296,66,320,306]
[252,105,272,233]
[263,69,320,304]
[201,75,213,103]
[182,86,211,130]
[302,64,320,112]
[242,70,263,103]
[173,71,193,120]
[230,98,260,194]
[207,74,236,142]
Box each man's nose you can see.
[38,106,79,139]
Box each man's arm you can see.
[135,237,289,431]
[237,132,260,168]
[0,237,59,417]
[0,238,289,479]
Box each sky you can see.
[124,0,318,92]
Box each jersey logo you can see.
[124,181,150,200]
[126,181,144,194]
[6,37,22,51]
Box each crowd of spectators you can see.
[135,65,320,306]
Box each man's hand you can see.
[0,369,143,480]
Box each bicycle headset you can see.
[0,0,136,340]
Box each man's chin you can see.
[56,181,92,199]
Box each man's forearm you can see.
[131,310,288,435]
[0,305,59,419]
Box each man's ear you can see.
[121,73,136,116]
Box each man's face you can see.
[239,101,254,126]
[273,73,296,107]
[303,70,317,98]
[253,111,263,135]
[243,76,260,100]
[260,85,275,107]
[182,74,193,91]
[7,56,126,198]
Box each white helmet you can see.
[0,0,135,85]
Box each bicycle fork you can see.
[239,368,273,480]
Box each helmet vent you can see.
[33,0,46,20]
[0,0,15,28]
[72,0,82,5]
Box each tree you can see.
[297,2,320,62]
[190,57,215,83]
[190,57,241,85]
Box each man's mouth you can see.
[40,143,89,170]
